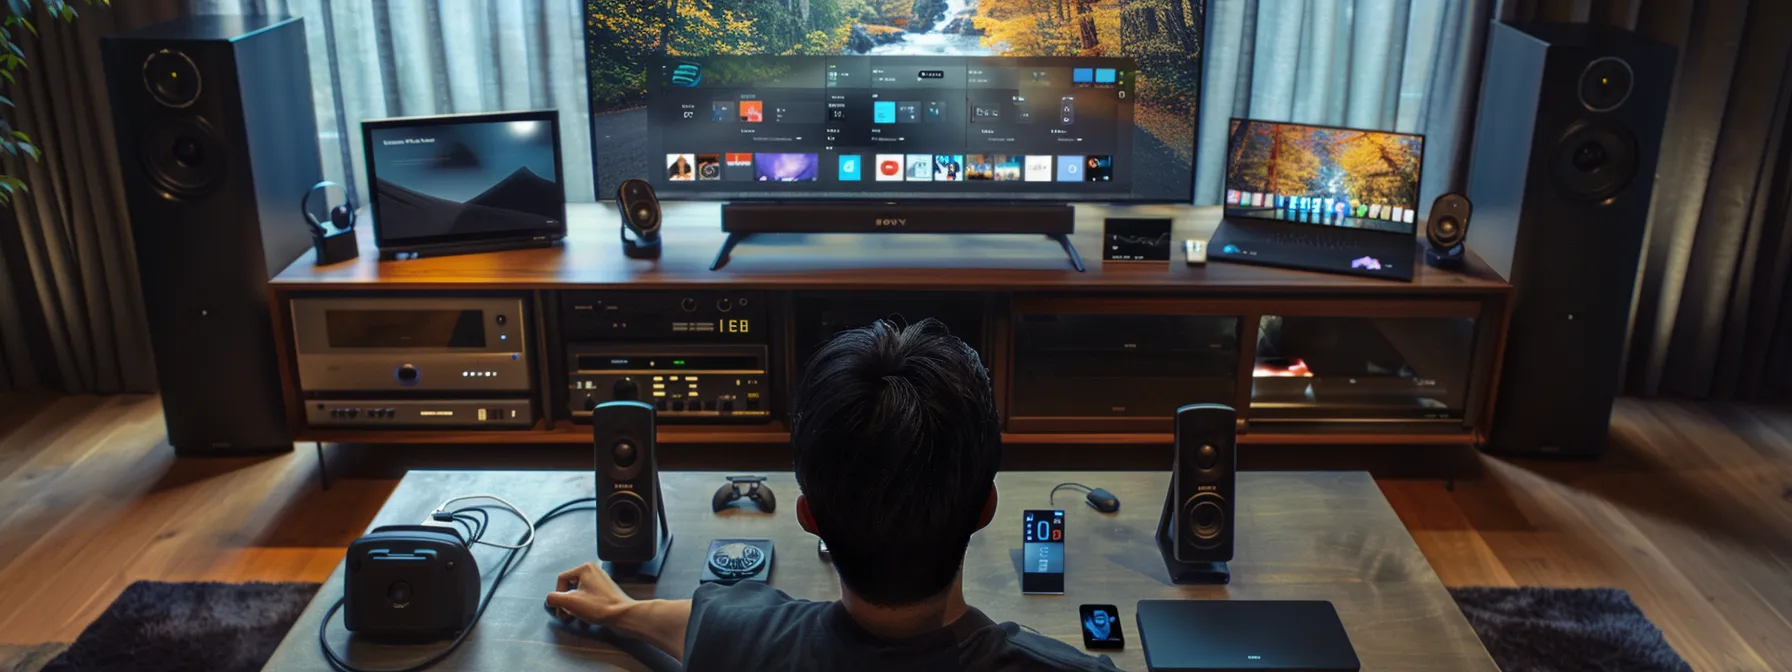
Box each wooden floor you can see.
[0,394,1788,670]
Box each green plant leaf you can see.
[0,175,25,189]
[0,95,11,107]
[11,130,27,142]
[17,141,36,160]
[4,42,20,59]
[62,5,75,20]
[1,69,15,84]
[7,1,31,18]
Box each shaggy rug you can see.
[38,581,319,672]
[1451,586,1692,672]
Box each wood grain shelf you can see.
[293,425,1479,447]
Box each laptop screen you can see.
[1222,119,1424,236]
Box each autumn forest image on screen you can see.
[1224,120,1423,232]
[585,0,1203,193]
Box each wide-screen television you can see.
[1222,119,1424,235]
[585,0,1205,203]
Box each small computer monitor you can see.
[584,1,1205,203]
[1222,119,1424,235]
[361,110,567,251]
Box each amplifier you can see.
[568,344,769,423]
[561,290,767,342]
[291,296,530,393]
[306,399,533,428]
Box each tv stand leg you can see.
[1048,233,1086,272]
[710,232,750,271]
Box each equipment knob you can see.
[612,440,638,468]
[716,298,733,312]
[583,394,596,411]
[612,378,639,400]
[680,297,697,312]
[1195,443,1219,470]
[395,364,419,384]
[720,398,735,414]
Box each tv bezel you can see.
[1221,117,1427,238]
[361,109,569,251]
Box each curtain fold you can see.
[0,1,182,393]
[1195,0,1495,206]
[1506,0,1792,400]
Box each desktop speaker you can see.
[594,400,670,577]
[1171,403,1235,563]
[101,16,322,454]
[1464,22,1675,456]
[1422,193,1472,269]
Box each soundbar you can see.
[712,202,1083,271]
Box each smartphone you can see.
[1079,604,1125,650]
[1021,509,1065,594]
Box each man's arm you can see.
[546,563,693,660]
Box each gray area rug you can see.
[37,581,319,672]
[1451,587,1692,672]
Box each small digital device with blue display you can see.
[1021,509,1066,594]
[1080,604,1125,650]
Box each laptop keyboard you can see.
[1257,229,1354,251]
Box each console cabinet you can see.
[269,203,1510,448]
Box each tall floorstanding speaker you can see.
[1466,22,1676,456]
[102,16,321,454]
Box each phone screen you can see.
[1080,604,1125,650]
[1021,509,1065,594]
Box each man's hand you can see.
[546,562,636,627]
[544,562,692,660]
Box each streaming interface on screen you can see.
[585,0,1204,204]
[1222,120,1424,235]
[367,119,563,241]
[646,55,1133,198]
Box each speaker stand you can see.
[1155,486,1231,585]
[602,490,675,584]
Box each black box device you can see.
[1136,600,1360,671]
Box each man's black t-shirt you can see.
[682,582,1122,671]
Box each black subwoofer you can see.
[1465,22,1675,456]
[102,16,321,454]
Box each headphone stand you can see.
[1155,486,1230,585]
[602,487,674,583]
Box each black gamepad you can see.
[712,475,776,513]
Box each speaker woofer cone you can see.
[138,116,228,198]
[605,494,645,538]
[1553,120,1636,202]
[1183,496,1226,549]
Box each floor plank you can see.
[0,393,1787,671]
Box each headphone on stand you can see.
[616,178,662,259]
[303,180,360,265]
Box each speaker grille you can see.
[1553,120,1637,202]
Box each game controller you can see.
[712,475,776,513]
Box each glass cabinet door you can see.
[1250,314,1475,423]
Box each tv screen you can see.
[362,111,567,249]
[585,0,1204,203]
[1222,119,1424,235]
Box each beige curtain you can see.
[1499,0,1792,400]
[0,2,185,393]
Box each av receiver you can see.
[306,399,533,428]
[291,296,530,393]
[558,290,774,424]
[567,344,769,422]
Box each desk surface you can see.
[265,470,1495,671]
[269,204,1509,294]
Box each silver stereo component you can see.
[305,399,533,428]
[568,344,770,423]
[291,297,530,393]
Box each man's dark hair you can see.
[791,318,1002,606]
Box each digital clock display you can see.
[1021,509,1065,594]
[723,319,750,334]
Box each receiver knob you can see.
[719,398,735,414]
[680,297,697,312]
[583,394,596,411]
[612,378,639,401]
[395,364,419,385]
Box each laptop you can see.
[1209,119,1424,282]
[1136,600,1360,671]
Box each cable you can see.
[429,494,536,550]
[1049,482,1093,506]
[319,496,596,672]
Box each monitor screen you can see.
[1222,119,1424,235]
[585,1,1203,203]
[362,111,567,248]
